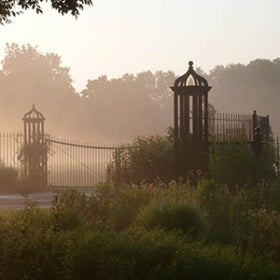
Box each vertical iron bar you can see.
[174,93,179,178]
[198,94,203,144]
[204,94,208,144]
[193,95,198,144]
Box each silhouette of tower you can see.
[171,61,211,178]
[22,104,47,188]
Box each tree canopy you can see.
[0,43,81,136]
[80,71,174,140]
[0,43,175,141]
[207,58,280,136]
[0,0,93,24]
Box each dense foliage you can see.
[0,0,93,24]
[1,182,280,279]
[108,133,174,183]
[107,132,277,186]
[209,142,276,188]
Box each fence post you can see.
[253,127,262,156]
[115,148,121,186]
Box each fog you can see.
[0,44,279,143]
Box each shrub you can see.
[108,186,152,231]
[0,197,279,279]
[209,143,256,188]
[197,180,232,243]
[73,228,184,280]
[73,228,280,280]
[85,183,152,231]
[51,184,153,231]
[178,243,280,280]
[248,208,280,260]
[135,201,205,238]
[209,142,276,188]
[52,189,88,231]
[108,134,174,184]
[0,207,77,280]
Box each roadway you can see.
[0,192,54,208]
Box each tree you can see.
[81,71,175,141]
[0,43,83,136]
[0,0,93,24]
[208,58,280,137]
[108,134,174,184]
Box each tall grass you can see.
[0,181,279,279]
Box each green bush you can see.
[51,184,153,231]
[0,206,77,280]
[0,189,279,279]
[85,183,153,230]
[73,228,280,280]
[108,186,152,231]
[209,143,256,188]
[197,180,233,243]
[109,134,174,184]
[52,189,88,231]
[247,208,280,260]
[73,228,183,280]
[178,243,280,280]
[87,182,203,232]
[209,142,276,188]
[135,201,205,238]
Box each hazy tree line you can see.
[208,59,280,137]
[0,43,279,142]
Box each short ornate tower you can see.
[22,105,47,188]
[171,61,211,178]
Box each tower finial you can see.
[189,61,194,68]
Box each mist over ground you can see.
[0,44,279,142]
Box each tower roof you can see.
[23,104,45,121]
[174,61,208,87]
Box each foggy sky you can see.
[0,0,280,92]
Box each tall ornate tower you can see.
[171,61,211,177]
[22,105,47,188]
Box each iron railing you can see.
[46,136,117,188]
[0,110,273,189]
[0,132,24,173]
[208,112,253,143]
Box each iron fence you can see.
[0,109,274,189]
[46,136,117,188]
[0,133,119,188]
[208,112,253,143]
[0,132,24,174]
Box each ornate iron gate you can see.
[46,136,117,188]
[0,98,273,189]
[20,105,118,189]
